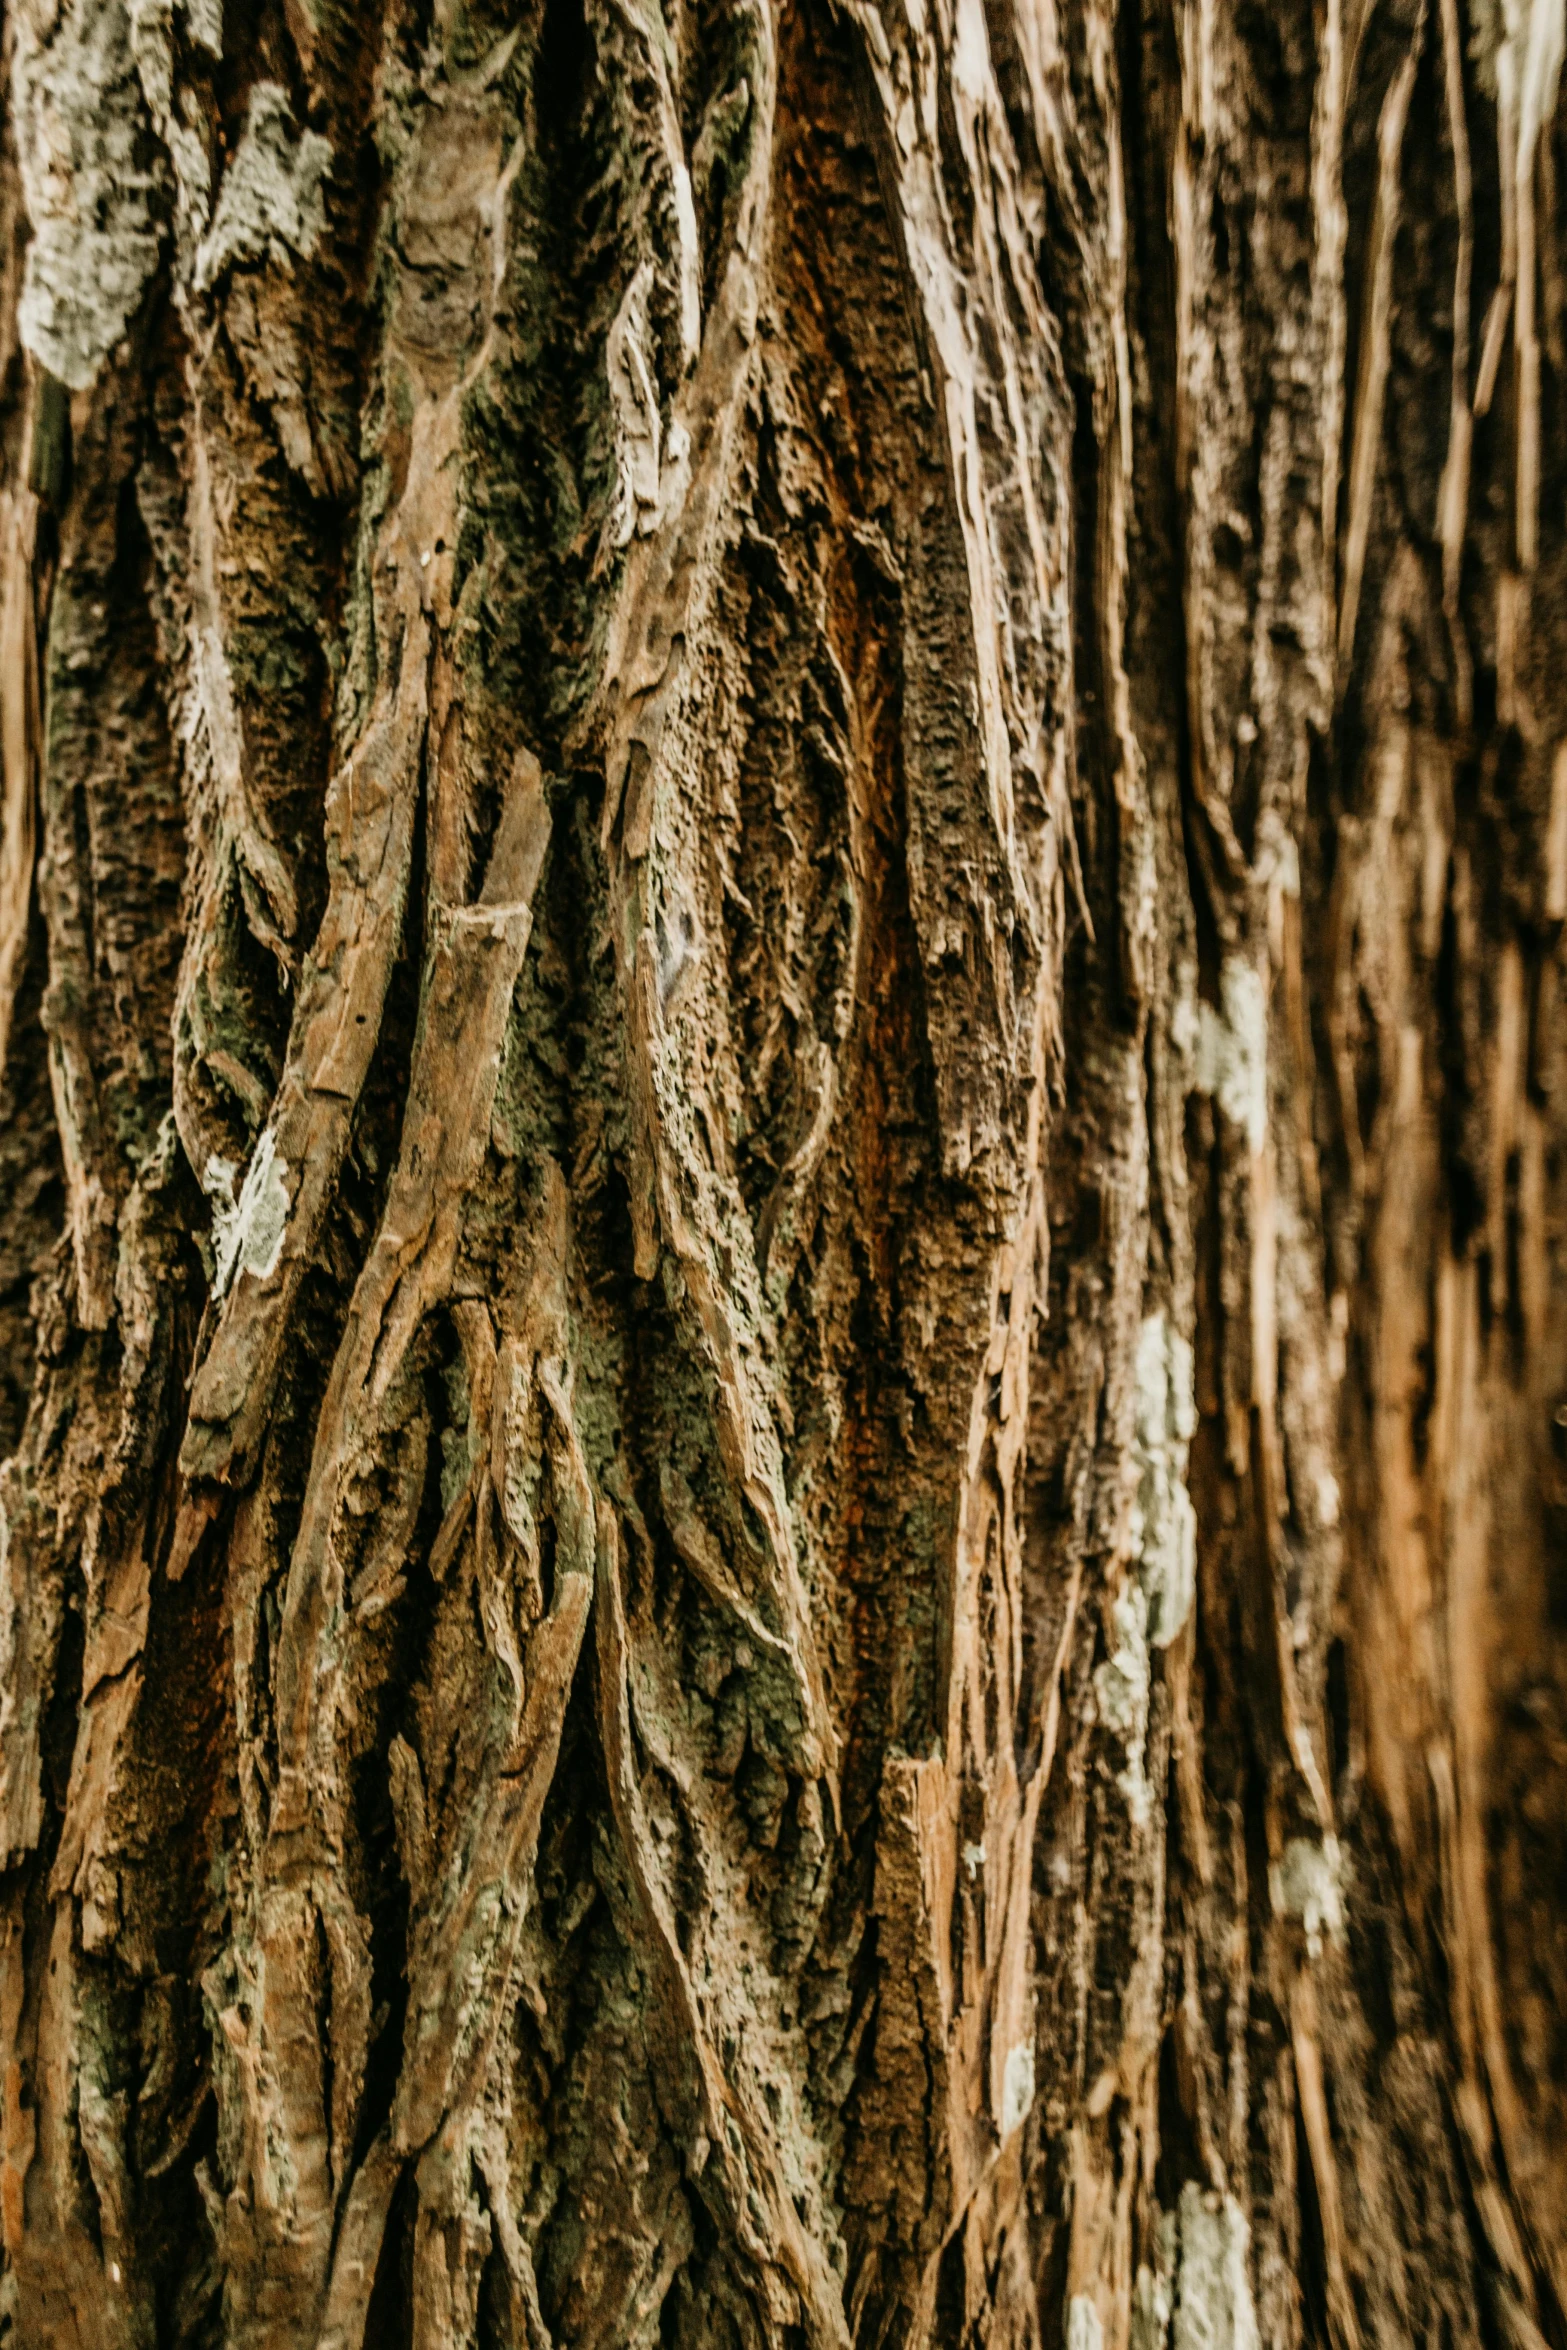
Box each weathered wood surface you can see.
[0,0,1562,2342]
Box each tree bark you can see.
[0,0,1563,2343]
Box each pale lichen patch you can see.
[1095,1578,1152,1824]
[131,0,223,266]
[212,1130,290,1296]
[194,83,332,292]
[1000,2039,1035,2137]
[1133,1312,1198,1648]
[1173,2186,1261,2350]
[1068,2295,1105,2350]
[1270,1834,1348,1958]
[1469,0,1565,125]
[13,0,167,389]
[1196,957,1268,1152]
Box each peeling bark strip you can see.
[0,0,1564,2342]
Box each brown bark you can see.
[0,0,1563,2344]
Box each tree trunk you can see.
[0,0,1562,2342]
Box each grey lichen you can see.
[194,83,332,293]
[13,0,236,386]
[13,0,168,389]
[1068,2295,1105,2350]
[131,0,223,269]
[1000,2038,1035,2138]
[1270,1834,1348,1959]
[1095,1319,1197,1802]
[211,1130,290,1296]
[1196,957,1268,1153]
[1173,2186,1260,2350]
[1133,1312,1198,1648]
[1095,1577,1152,1823]
[1469,0,1565,123]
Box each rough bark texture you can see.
[0,0,1564,2344]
